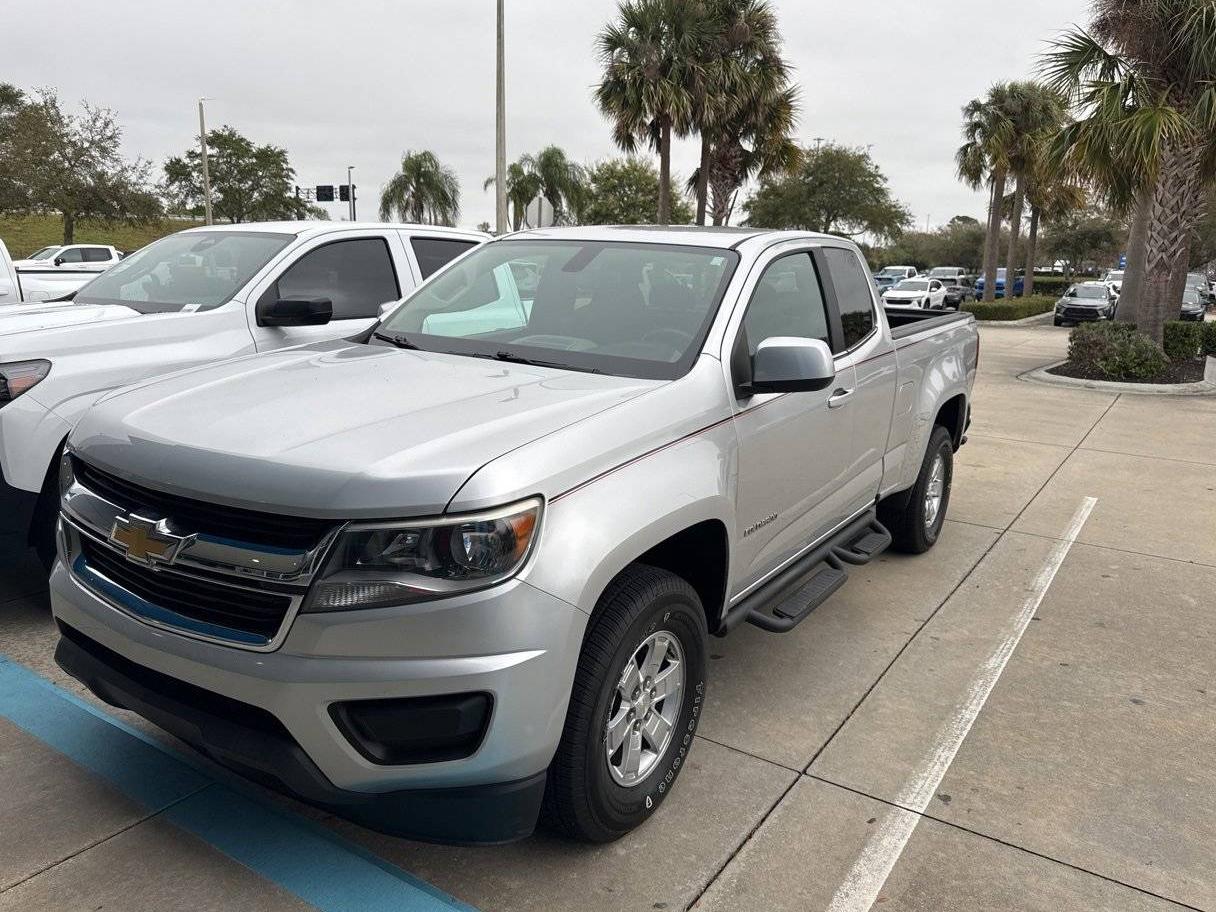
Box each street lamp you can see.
[198,98,214,225]
[495,0,507,234]
[347,165,356,221]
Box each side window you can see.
[272,238,400,320]
[823,247,877,350]
[57,247,84,263]
[410,238,478,280]
[83,247,111,262]
[741,252,830,355]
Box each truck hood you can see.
[0,302,139,336]
[71,340,660,519]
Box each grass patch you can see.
[0,213,205,258]
[962,294,1057,321]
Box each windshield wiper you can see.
[372,330,420,350]
[491,350,600,373]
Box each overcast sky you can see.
[7,0,1090,231]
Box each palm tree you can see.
[1043,1,1216,343]
[595,0,708,224]
[521,146,584,225]
[704,85,799,225]
[688,0,797,225]
[484,160,541,231]
[379,150,460,226]
[958,84,1018,302]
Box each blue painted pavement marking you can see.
[0,654,478,912]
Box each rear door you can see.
[820,245,898,515]
[727,246,858,595]
[248,230,405,350]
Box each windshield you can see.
[878,267,908,278]
[378,240,739,381]
[1187,274,1206,288]
[1183,289,1201,304]
[74,231,293,314]
[929,268,956,277]
[893,279,929,291]
[1074,285,1107,299]
[28,246,61,260]
[1105,271,1124,282]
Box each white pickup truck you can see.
[0,221,487,565]
[1,242,126,303]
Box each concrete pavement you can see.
[1,321,1212,911]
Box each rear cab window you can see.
[822,247,877,350]
[410,237,479,280]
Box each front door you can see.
[729,248,858,596]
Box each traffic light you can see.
[315,185,335,202]
[339,184,350,202]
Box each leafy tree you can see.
[164,126,319,224]
[379,150,460,226]
[1041,208,1122,279]
[595,0,707,224]
[0,85,161,243]
[742,143,911,241]
[575,157,693,225]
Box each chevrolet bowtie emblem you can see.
[108,515,195,568]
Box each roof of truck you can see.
[504,225,843,250]
[179,221,489,240]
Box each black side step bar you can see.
[719,512,893,635]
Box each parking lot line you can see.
[824,496,1097,912]
[0,655,478,912]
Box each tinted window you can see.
[273,238,400,319]
[823,247,877,350]
[82,247,111,262]
[742,253,829,355]
[57,248,84,263]
[410,237,478,279]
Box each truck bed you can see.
[884,306,973,340]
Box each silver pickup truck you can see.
[50,226,977,845]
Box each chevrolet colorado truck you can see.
[0,221,486,565]
[50,226,978,845]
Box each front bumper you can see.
[50,557,587,844]
[1056,306,1110,322]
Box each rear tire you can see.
[879,425,953,555]
[543,565,707,843]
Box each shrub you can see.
[1028,275,1071,296]
[1162,320,1203,362]
[962,295,1056,321]
[1068,322,1168,381]
[1203,321,1216,357]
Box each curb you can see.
[970,310,1057,327]
[1019,356,1216,396]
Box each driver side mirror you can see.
[53,256,65,267]
[258,296,333,327]
[738,337,836,396]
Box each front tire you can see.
[543,565,707,843]
[879,425,954,554]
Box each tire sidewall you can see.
[920,430,953,547]
[584,590,706,835]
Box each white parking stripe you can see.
[826,496,1098,912]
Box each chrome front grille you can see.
[61,455,341,650]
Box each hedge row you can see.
[1068,322,1167,381]
[962,295,1056,321]
[1204,321,1216,357]
[1162,321,1205,362]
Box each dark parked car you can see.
[973,268,1025,299]
[1180,288,1206,322]
[1054,282,1119,326]
[942,280,975,309]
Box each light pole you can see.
[495,0,507,235]
[347,165,356,221]
[198,98,214,225]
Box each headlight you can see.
[303,497,542,612]
[0,359,51,406]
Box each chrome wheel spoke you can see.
[640,635,670,678]
[606,706,632,754]
[621,727,644,779]
[651,662,681,704]
[617,656,641,698]
[641,710,672,747]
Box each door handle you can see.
[828,388,854,409]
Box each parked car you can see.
[51,225,978,846]
[13,243,124,269]
[873,275,899,293]
[883,277,948,309]
[942,280,975,309]
[1053,281,1119,325]
[1180,287,1206,321]
[875,265,918,282]
[0,221,488,567]
[928,266,966,283]
[0,239,108,304]
[973,268,1024,299]
[1102,269,1125,294]
[1185,272,1211,304]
